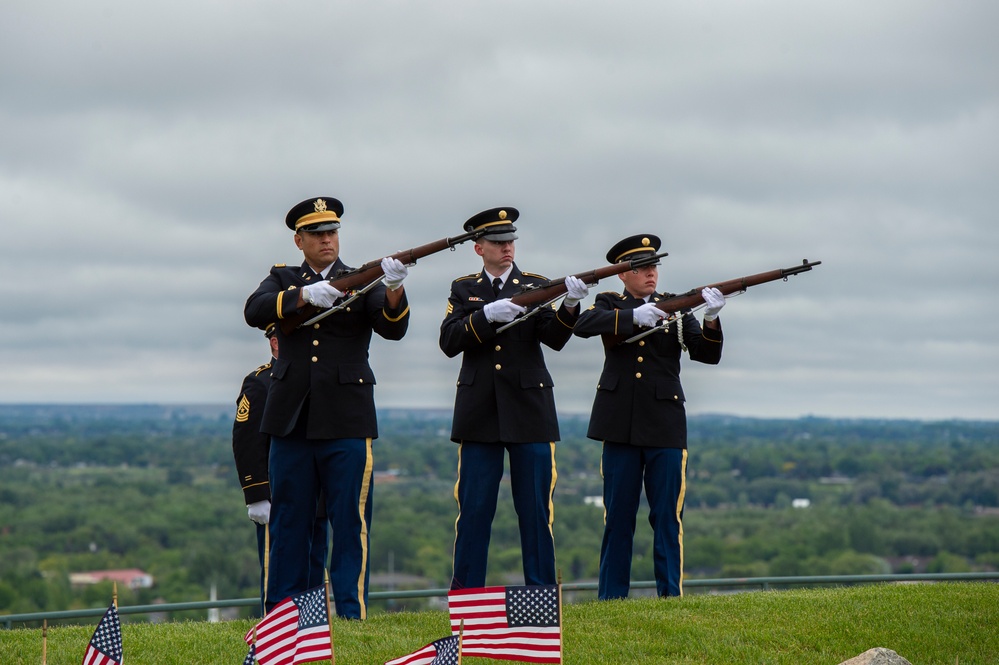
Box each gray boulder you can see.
[838,647,914,665]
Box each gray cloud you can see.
[2,0,996,419]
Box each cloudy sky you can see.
[2,1,996,421]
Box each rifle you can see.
[279,229,485,335]
[614,259,822,345]
[495,251,670,333]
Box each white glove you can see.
[381,257,408,291]
[247,500,270,525]
[562,275,590,308]
[483,298,527,323]
[633,302,667,328]
[701,287,725,321]
[301,281,345,308]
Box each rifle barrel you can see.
[652,259,821,315]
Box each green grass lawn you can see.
[2,582,995,664]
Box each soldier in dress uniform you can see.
[244,196,411,618]
[439,206,590,589]
[231,323,329,614]
[573,234,726,599]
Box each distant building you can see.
[819,475,854,485]
[791,498,811,509]
[69,568,154,590]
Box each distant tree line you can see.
[0,407,996,618]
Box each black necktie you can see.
[492,277,502,296]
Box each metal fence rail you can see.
[3,571,997,630]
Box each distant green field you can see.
[2,582,995,664]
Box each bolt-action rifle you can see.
[279,229,486,335]
[494,251,670,332]
[610,258,822,346]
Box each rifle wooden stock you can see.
[508,251,669,308]
[279,230,482,334]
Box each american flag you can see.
[448,585,561,663]
[385,635,459,665]
[244,585,333,665]
[242,643,257,665]
[81,604,122,665]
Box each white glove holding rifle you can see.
[484,299,526,323]
[301,281,345,308]
[633,302,667,328]
[381,257,408,291]
[701,287,725,321]
[562,275,590,308]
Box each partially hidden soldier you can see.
[231,323,329,614]
[244,196,410,618]
[439,207,590,589]
[573,234,725,599]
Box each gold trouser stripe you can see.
[263,525,270,607]
[599,443,607,525]
[356,438,373,620]
[677,449,688,597]
[547,442,557,538]
[451,444,464,575]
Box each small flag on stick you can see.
[448,585,561,663]
[81,604,123,665]
[385,635,460,665]
[245,585,333,665]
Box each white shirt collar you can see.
[484,266,513,287]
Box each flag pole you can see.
[457,619,464,665]
[324,569,336,665]
[557,569,564,664]
[113,582,123,665]
[41,619,47,665]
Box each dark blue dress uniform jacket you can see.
[232,360,273,505]
[244,258,410,440]
[439,264,578,444]
[574,290,723,449]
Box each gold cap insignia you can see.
[314,199,328,213]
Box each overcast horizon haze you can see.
[2,1,996,421]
